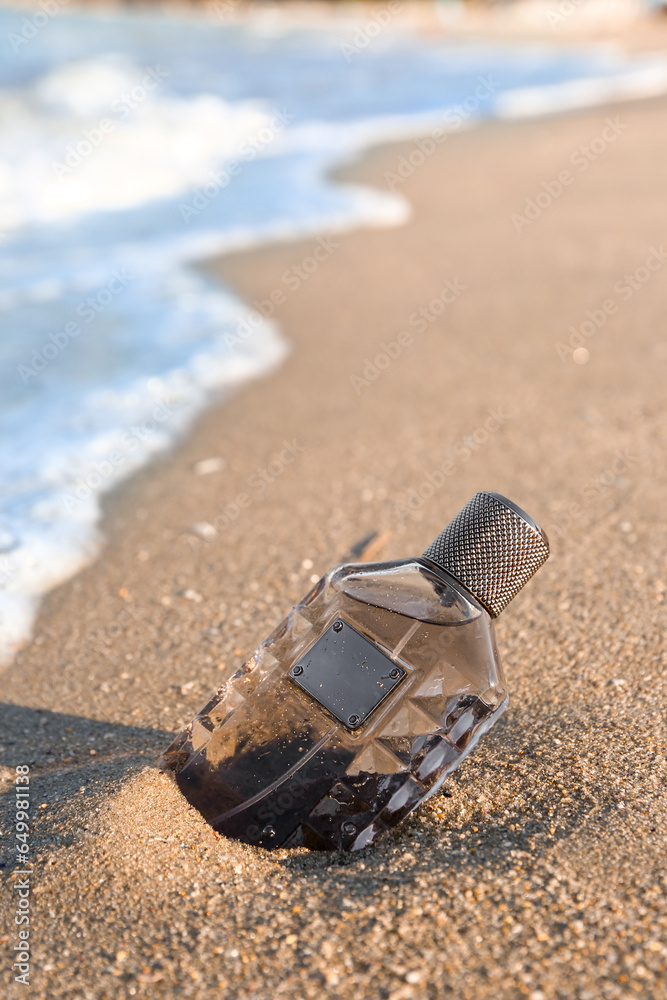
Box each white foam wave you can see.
[496,59,667,117]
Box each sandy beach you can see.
[2,65,667,999]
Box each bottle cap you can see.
[423,492,549,617]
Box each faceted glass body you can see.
[161,558,508,852]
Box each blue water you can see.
[0,6,665,662]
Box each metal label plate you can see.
[289,619,406,729]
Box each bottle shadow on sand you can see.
[0,702,175,871]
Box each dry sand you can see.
[1,87,667,999]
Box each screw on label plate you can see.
[333,620,344,632]
[291,664,303,677]
[342,821,356,835]
[389,667,402,679]
[347,714,360,727]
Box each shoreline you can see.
[2,85,667,999]
[3,5,667,671]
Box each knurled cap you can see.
[423,492,549,618]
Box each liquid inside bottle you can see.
[161,491,549,852]
[161,559,508,851]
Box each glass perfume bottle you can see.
[161,492,549,852]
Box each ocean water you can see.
[1,6,666,665]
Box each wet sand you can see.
[1,84,667,999]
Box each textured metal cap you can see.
[423,492,549,618]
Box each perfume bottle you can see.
[161,492,549,852]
